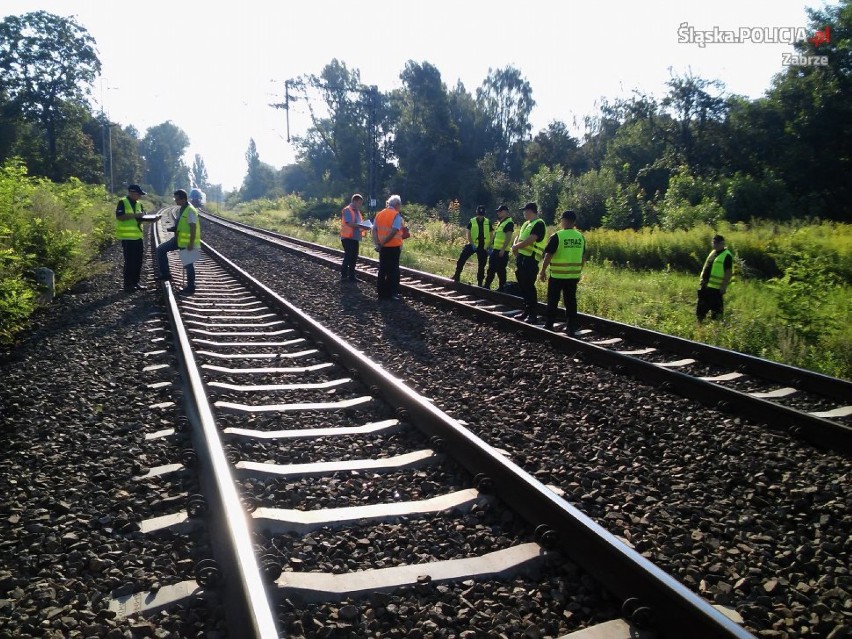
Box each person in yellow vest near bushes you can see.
[539,210,586,335]
[483,204,515,291]
[115,184,149,292]
[511,202,548,323]
[696,234,733,321]
[371,194,405,301]
[451,205,491,286]
[340,193,365,282]
[156,189,201,295]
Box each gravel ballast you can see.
[202,223,851,639]
[0,246,224,638]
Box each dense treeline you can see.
[1,5,849,226]
[246,3,849,229]
[0,11,221,200]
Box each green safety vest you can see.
[175,204,201,248]
[703,249,732,289]
[115,197,143,240]
[491,217,512,250]
[469,216,490,246]
[517,219,547,260]
[548,228,585,279]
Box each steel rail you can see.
[202,211,851,399]
[201,239,755,639]
[200,213,852,454]
[153,226,280,639]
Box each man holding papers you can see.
[156,189,201,295]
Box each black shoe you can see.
[451,274,460,282]
[133,284,147,291]
[123,287,135,293]
[516,311,529,321]
[391,294,403,301]
[348,276,361,283]
[178,286,196,295]
[543,323,554,331]
[525,315,539,324]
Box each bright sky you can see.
[2,0,829,191]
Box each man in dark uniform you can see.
[511,202,547,323]
[451,205,490,286]
[540,210,586,334]
[484,204,514,291]
[696,234,733,321]
[115,184,147,292]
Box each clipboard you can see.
[139,214,161,222]
[355,219,373,230]
[179,248,201,266]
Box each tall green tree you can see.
[391,61,460,205]
[476,66,535,175]
[0,11,101,180]
[241,138,276,200]
[190,154,209,189]
[140,121,189,195]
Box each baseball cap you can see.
[128,184,146,195]
[475,205,486,214]
[561,210,577,221]
[520,202,538,213]
[495,204,509,213]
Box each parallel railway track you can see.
[108,216,757,637]
[200,211,852,455]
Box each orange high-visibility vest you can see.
[375,208,403,248]
[340,205,363,240]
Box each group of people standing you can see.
[340,194,734,329]
[116,185,202,295]
[339,196,588,333]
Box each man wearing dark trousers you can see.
[340,193,365,281]
[696,234,733,321]
[511,202,547,323]
[484,204,514,291]
[372,194,405,300]
[540,210,586,335]
[115,184,147,292]
[452,205,490,286]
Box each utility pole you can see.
[367,85,378,215]
[272,78,381,212]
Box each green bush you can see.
[0,159,112,343]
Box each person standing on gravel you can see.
[511,202,548,323]
[696,234,733,321]
[340,193,365,282]
[372,194,405,301]
[156,189,201,295]
[484,204,514,291]
[115,184,149,293]
[539,210,586,335]
[451,205,490,286]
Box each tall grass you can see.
[221,203,851,379]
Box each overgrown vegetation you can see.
[0,160,112,343]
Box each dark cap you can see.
[560,210,577,221]
[128,184,146,195]
[475,205,486,214]
[495,204,509,213]
[712,234,725,244]
[520,202,538,213]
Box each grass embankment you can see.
[220,204,851,379]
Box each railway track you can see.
[108,216,757,637]
[199,211,852,455]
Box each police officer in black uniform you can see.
[511,202,547,323]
